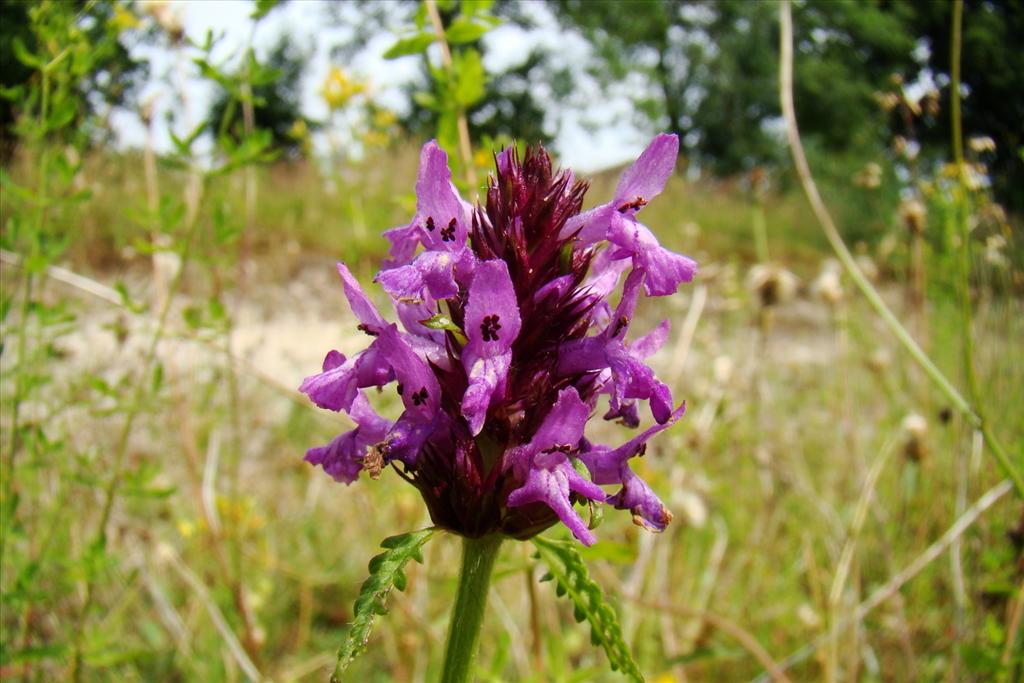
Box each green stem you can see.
[440,535,503,683]
[947,0,1022,496]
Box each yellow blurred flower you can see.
[322,66,366,110]
[372,108,397,129]
[473,148,491,169]
[287,119,308,140]
[362,129,389,148]
[111,4,140,32]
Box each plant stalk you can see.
[440,534,503,683]
[424,0,478,190]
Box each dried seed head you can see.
[747,263,798,308]
[901,413,928,463]
[866,347,891,374]
[811,259,843,307]
[854,162,882,189]
[899,198,927,236]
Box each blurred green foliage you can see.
[206,35,312,158]
[0,0,148,159]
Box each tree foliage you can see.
[551,0,1022,210]
[0,0,148,158]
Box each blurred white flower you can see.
[968,136,996,154]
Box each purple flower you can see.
[305,392,391,484]
[461,259,521,436]
[300,136,697,545]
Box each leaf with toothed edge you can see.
[531,536,644,682]
[331,529,437,681]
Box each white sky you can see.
[113,0,649,172]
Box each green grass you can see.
[1,143,1021,682]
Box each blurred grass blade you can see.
[532,536,644,682]
[332,528,437,681]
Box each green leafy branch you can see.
[382,0,500,189]
[331,528,438,681]
[532,536,645,682]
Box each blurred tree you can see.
[330,0,567,147]
[400,46,562,147]
[0,0,148,159]
[551,0,919,173]
[901,0,1024,210]
[206,35,311,158]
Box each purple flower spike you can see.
[300,138,696,544]
[462,259,522,435]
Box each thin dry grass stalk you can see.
[753,478,1013,682]
[623,594,794,683]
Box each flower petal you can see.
[506,462,601,545]
[530,387,591,467]
[416,140,470,247]
[464,259,521,352]
[608,467,673,532]
[461,260,521,434]
[382,222,426,267]
[337,262,388,334]
[579,402,687,485]
[608,213,697,297]
[614,133,679,204]
[376,249,462,303]
[462,353,511,436]
[299,345,393,412]
[376,325,440,418]
[629,319,670,359]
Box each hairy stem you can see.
[777,0,1022,496]
[440,535,503,683]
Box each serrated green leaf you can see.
[331,528,436,681]
[383,33,436,59]
[532,536,644,682]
